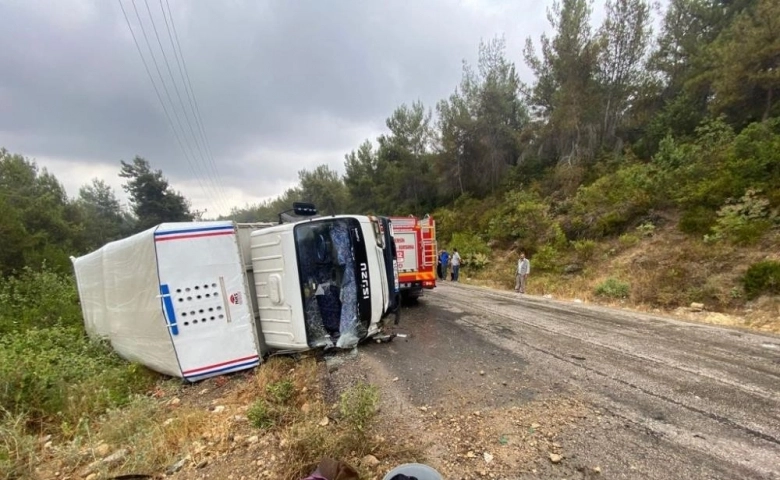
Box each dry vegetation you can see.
[15,356,421,480]
[463,224,780,333]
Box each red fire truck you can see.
[390,215,437,299]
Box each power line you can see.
[119,0,221,212]
[161,0,231,210]
[157,0,231,211]
[118,0,213,210]
[130,0,226,212]
[142,0,230,212]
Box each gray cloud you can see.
[0,0,555,215]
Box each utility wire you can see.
[131,0,225,212]
[121,0,220,212]
[142,0,230,212]
[162,0,231,212]
[118,0,212,210]
[157,0,231,211]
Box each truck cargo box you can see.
[71,221,261,382]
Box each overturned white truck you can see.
[71,214,400,382]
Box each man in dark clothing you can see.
[439,249,449,280]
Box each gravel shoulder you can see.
[334,283,780,479]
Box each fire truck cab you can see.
[390,215,437,300]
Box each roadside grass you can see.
[277,378,420,480]
[0,412,37,480]
[0,269,160,479]
[462,224,780,331]
[234,357,421,479]
[92,395,210,476]
[0,266,421,479]
[52,358,320,478]
[13,355,421,479]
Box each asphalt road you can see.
[360,282,780,479]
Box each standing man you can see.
[451,248,461,282]
[440,248,449,280]
[515,252,530,293]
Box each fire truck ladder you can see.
[420,219,436,268]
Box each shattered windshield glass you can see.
[294,218,371,348]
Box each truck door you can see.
[249,228,310,351]
[154,223,260,381]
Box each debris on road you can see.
[86,448,129,474]
[166,456,189,475]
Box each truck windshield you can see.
[293,218,372,348]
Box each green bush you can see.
[572,240,597,260]
[339,382,378,433]
[636,223,656,237]
[266,380,295,405]
[595,278,630,299]
[463,252,490,270]
[670,119,780,235]
[679,206,717,235]
[742,261,780,300]
[0,267,83,335]
[0,326,155,432]
[618,234,640,247]
[711,189,775,245]
[431,207,457,247]
[568,163,659,238]
[247,399,275,430]
[450,231,491,272]
[433,194,500,246]
[487,190,558,247]
[530,245,559,272]
[449,232,490,259]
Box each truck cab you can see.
[248,215,397,351]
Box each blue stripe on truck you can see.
[160,284,179,336]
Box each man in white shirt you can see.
[515,252,530,293]
[451,248,462,281]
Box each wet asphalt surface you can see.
[355,282,780,479]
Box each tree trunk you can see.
[603,94,612,144]
[457,156,464,195]
[764,87,773,122]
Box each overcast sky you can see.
[0,0,618,216]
